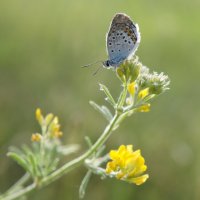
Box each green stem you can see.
[0,183,36,200]
[41,112,120,186]
[2,173,30,196]
[1,112,120,200]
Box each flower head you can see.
[31,133,42,142]
[34,108,63,139]
[106,145,149,185]
[138,71,170,95]
[48,116,63,138]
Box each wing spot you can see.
[109,42,112,45]
[111,50,114,52]
[123,36,125,39]
[112,37,115,39]
[124,40,127,42]
[119,50,121,52]
[128,41,131,44]
[120,33,123,35]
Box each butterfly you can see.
[103,13,141,68]
[83,13,140,71]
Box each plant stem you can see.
[41,112,120,186]
[5,173,30,194]
[0,183,36,200]
[1,112,120,200]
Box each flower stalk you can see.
[0,56,170,200]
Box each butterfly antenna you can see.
[92,65,102,76]
[81,60,103,68]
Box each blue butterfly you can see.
[103,13,141,68]
[83,13,140,71]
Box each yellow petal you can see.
[127,82,136,95]
[130,174,149,185]
[31,133,42,142]
[138,104,151,112]
[35,108,43,124]
[138,88,149,99]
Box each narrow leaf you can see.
[99,83,116,107]
[27,153,40,177]
[57,144,80,156]
[79,170,92,199]
[84,136,93,148]
[101,106,113,121]
[7,152,29,172]
[117,86,127,108]
[89,101,113,121]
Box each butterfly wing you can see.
[106,13,140,65]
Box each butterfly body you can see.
[104,13,140,68]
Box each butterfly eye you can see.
[106,61,110,67]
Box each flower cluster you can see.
[32,108,63,142]
[116,57,170,112]
[106,145,149,185]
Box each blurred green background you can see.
[0,0,200,199]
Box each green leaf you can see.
[99,83,116,107]
[84,136,93,148]
[27,152,40,177]
[79,170,92,199]
[21,145,33,156]
[57,144,80,156]
[89,101,113,121]
[7,152,29,172]
[117,85,127,108]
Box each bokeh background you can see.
[0,0,200,199]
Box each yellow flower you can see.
[106,145,149,185]
[35,108,43,125]
[31,133,42,142]
[138,104,151,112]
[48,116,63,138]
[138,88,149,99]
[127,82,136,95]
[53,131,63,138]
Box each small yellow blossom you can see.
[35,108,43,125]
[48,116,63,138]
[45,113,54,125]
[106,145,149,185]
[31,133,42,142]
[138,88,149,99]
[53,131,63,138]
[127,82,136,96]
[138,104,151,112]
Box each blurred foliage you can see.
[0,0,200,200]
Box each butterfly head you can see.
[102,60,111,68]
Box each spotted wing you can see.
[106,13,140,64]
